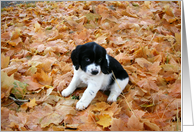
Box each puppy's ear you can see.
[71,45,81,70]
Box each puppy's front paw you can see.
[76,100,90,110]
[107,95,118,102]
[61,87,73,97]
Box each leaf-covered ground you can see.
[1,1,181,131]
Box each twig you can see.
[111,71,135,116]
[9,95,30,105]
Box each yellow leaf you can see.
[1,53,10,69]
[27,98,37,108]
[35,22,41,32]
[96,114,112,128]
[1,71,15,99]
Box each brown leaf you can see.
[135,58,152,69]
[41,113,63,128]
[127,115,144,130]
[142,119,160,131]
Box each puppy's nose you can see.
[91,70,98,75]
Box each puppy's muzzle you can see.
[91,70,99,75]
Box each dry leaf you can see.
[27,98,37,108]
[41,113,63,128]
[1,71,15,99]
[96,114,112,128]
[1,53,10,69]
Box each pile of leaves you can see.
[1,1,181,131]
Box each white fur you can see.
[86,63,101,75]
[61,66,129,110]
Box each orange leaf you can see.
[33,69,52,85]
[92,102,110,112]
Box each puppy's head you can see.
[71,42,109,75]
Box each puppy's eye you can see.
[85,58,91,62]
[98,58,102,63]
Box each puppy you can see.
[61,42,129,110]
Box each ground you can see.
[1,1,181,131]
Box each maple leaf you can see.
[96,114,112,128]
[95,35,107,45]
[135,58,152,69]
[40,112,63,128]
[11,80,27,99]
[27,98,37,108]
[9,112,29,130]
[110,36,127,45]
[92,102,110,112]
[33,69,52,85]
[141,119,160,131]
[1,107,16,130]
[101,102,121,116]
[1,71,15,99]
[1,53,10,69]
[127,115,144,130]
[20,76,43,91]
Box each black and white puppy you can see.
[61,42,129,110]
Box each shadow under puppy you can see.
[61,42,129,110]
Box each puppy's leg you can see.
[107,77,129,102]
[61,74,81,97]
[76,83,101,110]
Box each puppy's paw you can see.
[76,100,90,110]
[107,95,118,102]
[61,87,73,97]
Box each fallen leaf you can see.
[92,102,110,112]
[135,58,152,70]
[96,114,112,128]
[33,69,52,85]
[27,98,37,108]
[40,113,63,128]
[11,80,27,99]
[1,53,10,69]
[34,22,41,32]
[1,71,15,99]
